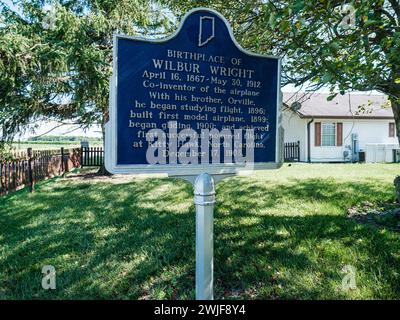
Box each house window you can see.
[389,122,395,137]
[321,123,336,146]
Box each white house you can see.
[282,92,399,163]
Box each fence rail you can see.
[284,141,300,162]
[81,147,104,167]
[0,147,81,196]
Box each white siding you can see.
[365,144,398,163]
[309,119,398,162]
[282,111,399,162]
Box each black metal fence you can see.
[284,141,300,162]
[81,147,104,167]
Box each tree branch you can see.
[388,0,400,22]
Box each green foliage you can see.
[0,143,16,160]
[1,164,400,299]
[0,0,170,143]
[164,0,400,122]
[27,135,102,142]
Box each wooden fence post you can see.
[65,149,69,174]
[61,147,65,177]
[297,141,300,161]
[27,148,34,193]
[80,147,83,168]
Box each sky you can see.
[15,121,103,140]
[2,0,17,12]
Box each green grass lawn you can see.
[1,163,400,299]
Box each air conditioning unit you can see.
[343,150,351,161]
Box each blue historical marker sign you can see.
[105,8,282,176]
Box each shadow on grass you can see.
[0,175,399,299]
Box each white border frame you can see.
[105,7,283,176]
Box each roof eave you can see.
[298,114,394,120]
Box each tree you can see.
[164,0,400,194]
[164,0,399,132]
[0,0,170,151]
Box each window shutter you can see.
[315,122,321,146]
[337,123,343,146]
[389,122,395,137]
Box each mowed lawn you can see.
[1,163,400,299]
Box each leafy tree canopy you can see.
[164,0,400,135]
[0,0,170,145]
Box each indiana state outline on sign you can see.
[198,16,215,47]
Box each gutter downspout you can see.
[307,118,314,163]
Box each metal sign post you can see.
[194,173,215,300]
[179,173,233,300]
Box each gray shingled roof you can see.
[283,92,393,119]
